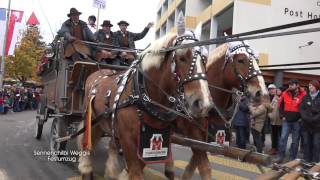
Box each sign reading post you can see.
[93,0,106,9]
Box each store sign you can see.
[284,7,319,19]
[283,1,320,19]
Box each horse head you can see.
[141,12,213,118]
[207,41,269,102]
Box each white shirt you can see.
[88,24,97,33]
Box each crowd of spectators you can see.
[0,84,41,114]
[233,79,320,163]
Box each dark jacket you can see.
[114,27,150,49]
[94,30,118,46]
[299,92,320,131]
[278,88,306,122]
[233,99,250,127]
[59,19,95,42]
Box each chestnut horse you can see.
[206,41,269,135]
[164,41,269,180]
[77,14,213,179]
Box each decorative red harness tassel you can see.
[83,96,95,151]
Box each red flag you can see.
[27,12,39,26]
[5,10,23,55]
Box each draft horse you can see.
[206,41,269,134]
[77,14,213,179]
[165,41,270,180]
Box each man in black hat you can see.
[114,20,154,65]
[59,8,95,43]
[94,20,119,64]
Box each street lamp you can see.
[298,41,314,48]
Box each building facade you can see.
[156,0,320,86]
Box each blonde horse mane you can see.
[206,43,228,69]
[141,33,177,71]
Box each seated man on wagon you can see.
[94,20,120,65]
[114,20,154,65]
[58,8,109,62]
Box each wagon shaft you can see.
[171,133,271,166]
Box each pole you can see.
[96,8,100,33]
[171,134,271,166]
[256,159,302,180]
[0,0,11,89]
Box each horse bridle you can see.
[224,42,262,94]
[171,34,208,98]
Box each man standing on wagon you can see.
[115,20,154,65]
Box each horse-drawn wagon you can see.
[34,37,127,152]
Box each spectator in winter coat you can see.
[0,95,4,113]
[249,96,273,153]
[276,79,306,163]
[299,80,320,163]
[267,84,282,155]
[233,96,250,149]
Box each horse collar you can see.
[133,68,177,122]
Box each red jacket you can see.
[278,88,306,122]
[279,89,306,112]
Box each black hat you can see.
[67,8,82,17]
[288,79,299,85]
[101,20,113,27]
[88,15,96,22]
[117,20,129,26]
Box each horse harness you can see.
[224,41,262,94]
[104,34,209,140]
[171,35,208,93]
[56,34,210,149]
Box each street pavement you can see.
[0,110,300,180]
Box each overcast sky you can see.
[0,0,157,48]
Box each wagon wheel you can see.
[34,102,46,140]
[34,116,43,140]
[50,117,67,152]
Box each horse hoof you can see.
[82,173,94,180]
[165,170,175,180]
